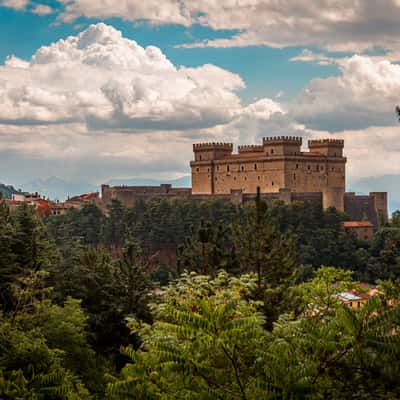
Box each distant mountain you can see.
[0,182,19,199]
[349,174,400,214]
[22,177,97,201]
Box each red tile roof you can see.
[343,221,373,228]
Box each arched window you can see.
[254,163,257,170]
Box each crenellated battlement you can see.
[193,142,233,152]
[263,136,303,145]
[308,139,344,147]
[238,145,264,153]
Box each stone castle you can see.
[102,137,388,227]
[191,137,346,210]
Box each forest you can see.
[1,196,400,399]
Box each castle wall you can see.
[102,184,191,208]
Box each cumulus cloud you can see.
[56,0,400,53]
[291,55,400,131]
[31,4,53,15]
[0,23,245,129]
[1,0,28,10]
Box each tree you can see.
[107,271,266,399]
[178,220,239,276]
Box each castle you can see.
[191,137,346,210]
[102,137,388,227]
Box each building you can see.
[101,137,388,227]
[102,184,191,208]
[191,137,346,210]
[338,284,378,309]
[342,221,374,241]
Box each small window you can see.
[199,155,202,161]
[296,164,299,169]
[227,165,230,172]
[233,176,236,181]
[317,165,320,172]
[349,302,353,307]
[217,165,219,171]
[308,165,311,170]
[241,166,244,172]
[244,176,247,181]
[357,301,361,308]
[196,167,199,172]
[207,168,210,172]
[258,176,261,181]
[271,149,274,154]
[254,163,257,170]
[293,173,296,181]
[272,181,274,186]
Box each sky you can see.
[0,0,400,202]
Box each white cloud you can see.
[292,55,400,131]
[1,0,28,10]
[57,0,400,53]
[58,0,191,25]
[31,4,53,15]
[0,23,245,129]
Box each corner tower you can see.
[191,142,233,194]
[308,139,346,211]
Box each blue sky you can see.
[0,4,340,103]
[0,0,400,209]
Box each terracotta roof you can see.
[343,221,373,228]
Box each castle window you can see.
[317,165,320,172]
[258,176,261,181]
[254,163,257,170]
[308,165,311,170]
[296,164,299,169]
[244,176,247,181]
[234,176,236,181]
[227,165,230,172]
[241,166,244,172]
[207,168,210,172]
[271,149,274,154]
[272,181,274,186]
[199,155,202,161]
[293,173,296,181]
[196,167,199,172]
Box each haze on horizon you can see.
[0,0,400,209]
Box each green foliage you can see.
[108,269,400,400]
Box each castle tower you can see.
[308,139,346,211]
[191,142,233,194]
[263,136,302,156]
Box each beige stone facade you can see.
[191,137,347,211]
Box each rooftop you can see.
[343,221,373,228]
